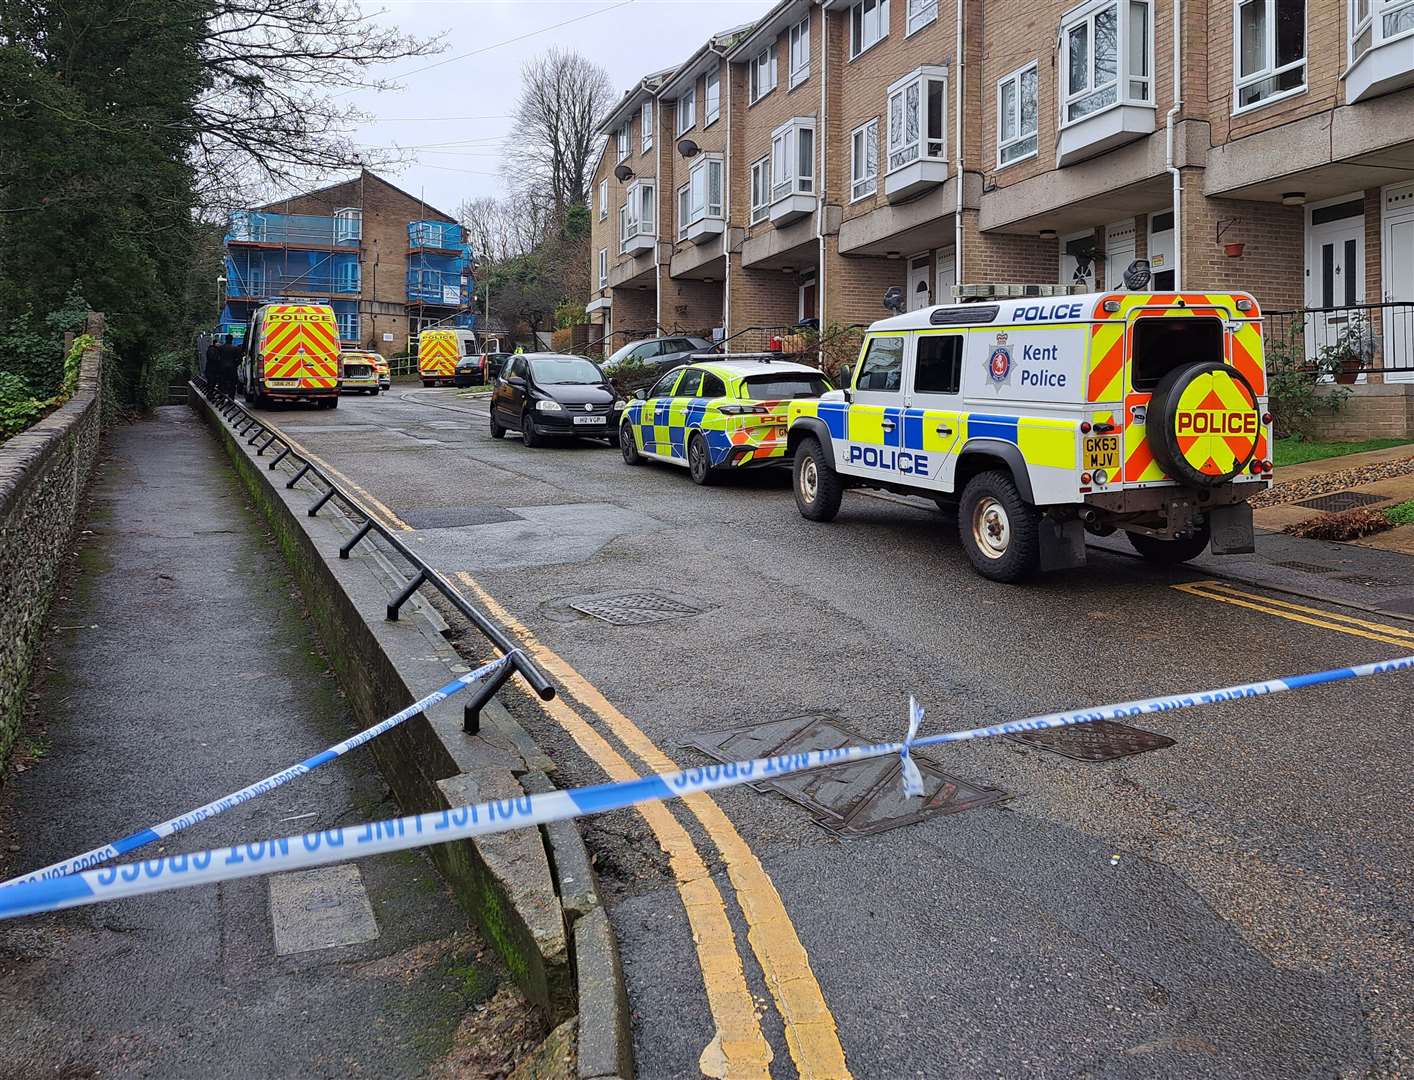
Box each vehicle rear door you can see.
[838,334,908,480]
[668,368,705,459]
[902,332,965,491]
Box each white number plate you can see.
[573,415,606,425]
[268,379,299,388]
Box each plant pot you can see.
[1335,359,1361,385]
[1223,242,1245,257]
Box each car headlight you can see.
[535,399,563,412]
[612,399,626,410]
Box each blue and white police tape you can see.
[2,653,1410,921]
[0,654,515,890]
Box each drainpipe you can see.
[954,0,965,283]
[724,52,733,337]
[1165,0,1183,289]
[655,93,663,330]
[817,4,828,334]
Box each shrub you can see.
[1384,499,1414,526]
[1282,507,1392,541]
[1265,316,1350,438]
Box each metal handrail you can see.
[192,377,556,731]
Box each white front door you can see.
[907,254,932,311]
[1382,182,1414,383]
[1105,219,1137,291]
[935,247,956,304]
[1061,230,1097,289]
[1148,211,1176,290]
[1305,195,1365,366]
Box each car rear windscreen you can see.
[1131,317,1224,390]
[742,373,832,400]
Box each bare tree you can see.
[458,184,555,263]
[504,48,613,216]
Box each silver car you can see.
[605,335,715,379]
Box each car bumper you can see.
[710,432,790,468]
[378,376,391,389]
[340,379,378,392]
[529,411,620,435]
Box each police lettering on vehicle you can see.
[847,445,930,475]
[1013,302,1084,322]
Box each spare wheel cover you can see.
[1148,361,1261,487]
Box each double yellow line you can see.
[1173,580,1414,648]
[280,433,849,1078]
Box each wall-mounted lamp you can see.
[1281,192,1306,206]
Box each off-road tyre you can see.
[687,433,716,486]
[958,469,1041,583]
[793,436,843,522]
[1126,525,1211,565]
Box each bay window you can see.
[1061,0,1152,124]
[771,118,815,202]
[705,67,721,124]
[790,17,810,88]
[1347,0,1414,103]
[887,66,947,173]
[641,101,653,152]
[850,0,890,59]
[1233,0,1305,111]
[750,47,777,103]
[677,87,696,135]
[851,118,879,201]
[750,158,770,224]
[907,0,938,34]
[619,181,655,254]
[677,185,690,240]
[998,63,1039,167]
[679,155,725,242]
[1353,0,1414,59]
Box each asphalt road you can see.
[263,384,1414,1079]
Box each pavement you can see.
[0,407,527,1079]
[247,384,1414,1079]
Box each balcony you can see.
[226,210,360,249]
[406,268,469,306]
[1347,2,1414,103]
[408,219,471,254]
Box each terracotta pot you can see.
[1223,242,1245,257]
[1334,358,1361,385]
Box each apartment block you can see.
[222,169,475,359]
[588,0,1414,428]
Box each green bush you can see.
[0,331,93,441]
[1265,317,1350,438]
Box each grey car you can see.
[605,335,715,380]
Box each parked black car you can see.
[490,353,622,447]
[480,351,512,384]
[604,335,715,381]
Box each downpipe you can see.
[1165,0,1183,289]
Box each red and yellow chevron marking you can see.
[1088,322,1125,402]
[1122,393,1165,483]
[419,331,458,377]
[261,306,339,389]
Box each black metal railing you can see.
[1264,301,1414,378]
[192,377,556,730]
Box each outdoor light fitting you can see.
[1039,229,1058,240]
[1281,192,1306,206]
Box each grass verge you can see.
[1385,499,1414,526]
[1273,437,1413,467]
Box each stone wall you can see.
[0,315,105,773]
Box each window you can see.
[914,335,962,394]
[598,248,608,288]
[619,181,655,253]
[701,372,727,398]
[887,67,947,172]
[770,117,815,201]
[686,156,724,223]
[1133,318,1223,389]
[742,372,832,399]
[675,368,705,398]
[336,259,360,293]
[850,0,890,59]
[598,179,608,220]
[750,47,777,103]
[336,311,359,342]
[705,68,721,124]
[789,17,810,88]
[998,63,1039,166]
[1234,0,1305,111]
[1351,0,1414,62]
[334,208,362,243]
[907,0,938,34]
[856,336,904,392]
[648,368,682,399]
[641,101,653,152]
[750,157,770,223]
[851,118,879,200]
[677,185,690,239]
[676,88,696,135]
[1061,0,1153,124]
[616,124,628,161]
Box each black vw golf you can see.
[489,353,623,448]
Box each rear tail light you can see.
[1262,412,1272,424]
[1081,472,1092,485]
[719,404,769,415]
[1080,421,1092,433]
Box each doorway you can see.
[1105,220,1137,290]
[1305,194,1365,368]
[907,254,932,311]
[1382,182,1414,383]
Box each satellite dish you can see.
[882,286,905,313]
[613,163,634,182]
[1122,258,1152,291]
[677,139,700,158]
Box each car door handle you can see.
[881,420,897,432]
[935,425,953,436]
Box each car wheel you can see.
[620,421,641,465]
[489,411,506,439]
[793,436,842,522]
[521,411,543,448]
[1126,525,1211,565]
[326,396,339,410]
[958,470,1040,583]
[687,433,717,486]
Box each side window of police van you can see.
[913,335,963,397]
[856,336,905,393]
[675,369,704,398]
[700,372,727,399]
[647,369,681,400]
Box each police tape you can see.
[0,655,513,890]
[1,654,1410,921]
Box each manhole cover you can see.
[1334,572,1409,588]
[1006,719,1174,762]
[402,506,521,529]
[686,715,1007,837]
[1293,491,1388,512]
[1275,560,1338,574]
[570,591,707,626]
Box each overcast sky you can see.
[332,0,769,218]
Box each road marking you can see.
[1173,581,1414,647]
[457,571,852,1080]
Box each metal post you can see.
[257,433,277,455]
[308,488,337,516]
[386,570,427,621]
[268,447,290,470]
[462,661,515,734]
[247,425,266,445]
[339,520,374,558]
[286,463,312,489]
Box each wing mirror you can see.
[633,389,646,400]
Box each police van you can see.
[786,278,1272,582]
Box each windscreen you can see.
[530,356,605,384]
[741,372,832,400]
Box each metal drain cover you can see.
[1006,719,1174,762]
[402,506,521,529]
[1275,560,1338,574]
[686,715,1007,837]
[570,591,707,626]
[1334,572,1409,588]
[1293,491,1388,512]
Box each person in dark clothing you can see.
[204,338,222,387]
[216,334,241,397]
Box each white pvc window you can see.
[770,118,815,201]
[598,179,608,220]
[789,17,810,88]
[1061,0,1153,125]
[998,63,1039,166]
[887,67,947,172]
[334,208,362,243]
[689,156,724,221]
[616,124,628,161]
[705,67,721,124]
[598,248,608,288]
[641,101,653,152]
[850,0,890,58]
[907,0,938,34]
[1352,0,1414,61]
[676,88,696,135]
[851,118,879,201]
[677,185,690,239]
[336,312,359,342]
[750,157,770,224]
[1234,0,1305,112]
[750,47,777,102]
[619,181,655,253]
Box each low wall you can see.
[0,316,105,772]
[1308,383,1414,441]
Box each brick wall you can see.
[0,317,105,774]
[1179,170,1305,310]
[659,278,723,335]
[824,242,903,328]
[1307,385,1414,439]
[608,285,658,342]
[727,260,803,336]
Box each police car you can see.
[787,276,1273,582]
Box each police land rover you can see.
[786,278,1272,582]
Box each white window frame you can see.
[789,17,811,88]
[705,67,722,125]
[997,62,1039,168]
[1351,0,1414,61]
[850,118,879,201]
[1231,0,1307,115]
[770,117,816,202]
[677,185,691,239]
[886,66,947,174]
[616,124,629,162]
[684,154,725,225]
[750,46,778,103]
[906,0,938,35]
[598,178,608,221]
[641,101,653,152]
[850,0,890,60]
[336,311,359,342]
[598,248,608,288]
[676,87,696,135]
[334,207,362,243]
[619,181,656,254]
[1059,0,1153,128]
[750,157,770,224]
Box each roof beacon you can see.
[952,283,1089,301]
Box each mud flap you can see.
[1209,502,1255,555]
[1039,516,1087,572]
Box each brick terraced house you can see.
[587,0,1414,435]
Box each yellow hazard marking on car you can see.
[1172,370,1261,479]
[1173,581,1414,648]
